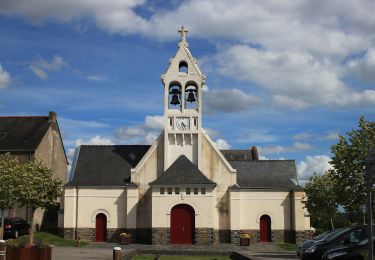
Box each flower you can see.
[120,232,131,238]
[240,233,251,239]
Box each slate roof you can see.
[67,145,150,187]
[0,116,50,151]
[221,150,254,161]
[227,160,298,189]
[150,155,215,186]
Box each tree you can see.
[0,154,22,240]
[303,171,339,230]
[330,116,375,222]
[18,160,63,245]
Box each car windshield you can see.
[316,228,344,240]
[325,228,352,242]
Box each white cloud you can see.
[0,63,11,89]
[293,132,313,141]
[324,132,339,141]
[260,142,312,155]
[236,129,278,144]
[75,135,114,146]
[30,55,67,80]
[114,115,163,144]
[213,138,231,150]
[297,155,331,180]
[204,88,260,114]
[86,75,106,81]
[347,48,375,83]
[203,127,220,139]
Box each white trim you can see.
[91,209,111,223]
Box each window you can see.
[194,188,198,195]
[0,132,7,140]
[160,188,165,195]
[179,61,188,73]
[186,188,191,195]
[194,118,197,126]
[168,82,182,109]
[169,117,173,127]
[201,188,206,195]
[175,188,180,194]
[167,188,172,194]
[185,81,198,110]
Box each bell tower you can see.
[161,26,205,170]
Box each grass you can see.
[11,232,90,247]
[277,243,298,251]
[133,255,230,260]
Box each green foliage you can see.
[303,171,339,229]
[277,243,298,251]
[0,154,22,210]
[7,232,89,247]
[330,116,375,217]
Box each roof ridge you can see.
[80,144,151,147]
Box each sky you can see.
[0,0,374,183]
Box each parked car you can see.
[301,226,368,260]
[297,228,347,258]
[1,217,30,239]
[322,238,375,260]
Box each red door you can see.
[170,204,195,244]
[260,215,271,242]
[95,213,107,242]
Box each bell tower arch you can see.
[161,26,205,170]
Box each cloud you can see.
[75,135,114,146]
[0,63,11,89]
[260,142,312,155]
[293,131,339,141]
[236,129,278,144]
[204,88,260,114]
[347,48,375,83]
[114,115,163,144]
[86,75,106,81]
[213,45,375,110]
[297,155,331,180]
[213,138,231,150]
[29,55,67,80]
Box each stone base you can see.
[63,228,135,243]
[152,228,169,245]
[231,229,296,245]
[295,230,310,244]
[195,228,214,245]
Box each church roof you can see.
[227,159,298,189]
[0,115,52,152]
[67,145,150,187]
[150,155,215,186]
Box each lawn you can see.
[10,232,90,247]
[134,255,230,260]
[277,243,298,251]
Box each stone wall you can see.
[296,230,310,244]
[152,228,169,245]
[231,229,296,245]
[195,228,214,245]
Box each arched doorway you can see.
[170,204,195,244]
[259,215,271,242]
[95,213,107,242]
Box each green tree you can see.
[18,160,63,245]
[0,154,22,240]
[330,116,375,222]
[303,171,339,230]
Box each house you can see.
[64,27,310,245]
[0,111,68,232]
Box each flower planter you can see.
[6,246,51,260]
[240,237,250,246]
[120,236,131,245]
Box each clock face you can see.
[176,117,190,130]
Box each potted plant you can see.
[239,233,251,246]
[119,232,131,245]
[6,237,51,260]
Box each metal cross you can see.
[178,26,188,42]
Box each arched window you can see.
[169,81,182,109]
[185,81,198,110]
[179,61,188,73]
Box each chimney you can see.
[251,146,259,160]
[48,111,57,123]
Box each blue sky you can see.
[0,0,374,182]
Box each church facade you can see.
[63,27,310,245]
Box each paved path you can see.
[51,242,297,260]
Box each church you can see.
[63,27,310,245]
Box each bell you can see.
[187,92,196,103]
[170,94,180,105]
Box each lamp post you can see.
[366,148,375,260]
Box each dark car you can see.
[297,228,347,258]
[321,237,375,260]
[301,226,368,260]
[1,217,30,239]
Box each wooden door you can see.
[260,215,271,242]
[170,204,195,244]
[95,213,107,242]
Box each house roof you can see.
[150,155,215,186]
[221,150,254,161]
[0,116,51,152]
[67,145,150,187]
[227,160,298,189]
